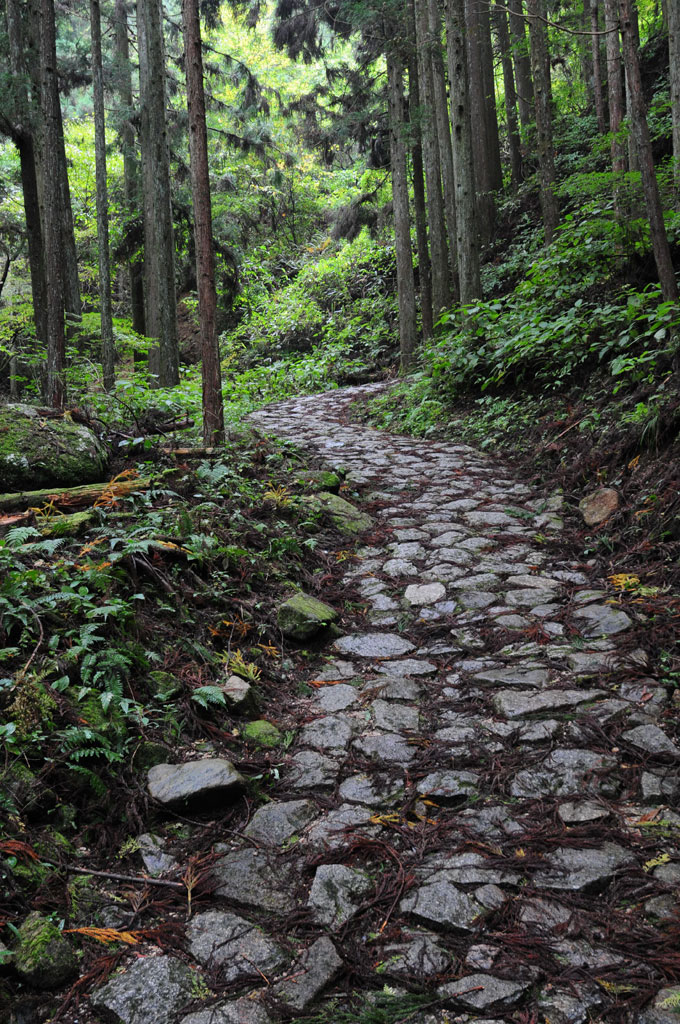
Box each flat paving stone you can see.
[287,750,339,789]
[308,864,371,927]
[375,658,436,676]
[244,799,317,846]
[418,770,480,804]
[299,714,356,751]
[314,683,361,712]
[352,731,416,763]
[272,936,343,1010]
[404,582,446,606]
[338,772,404,806]
[572,603,633,637]
[622,724,680,758]
[493,687,606,718]
[439,973,531,1011]
[372,699,419,732]
[510,748,617,799]
[401,876,484,932]
[333,632,415,658]
[181,1000,272,1024]
[213,848,298,913]
[533,843,636,892]
[187,910,286,981]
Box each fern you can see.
[191,685,227,709]
[4,526,41,548]
[67,764,109,797]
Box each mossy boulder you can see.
[243,720,282,747]
[133,741,173,770]
[277,592,339,640]
[304,491,374,535]
[0,403,106,491]
[14,911,78,989]
[147,670,182,700]
[295,469,342,493]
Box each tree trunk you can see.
[114,0,146,337]
[526,0,559,244]
[465,0,502,241]
[428,0,459,300]
[90,0,115,391]
[508,0,533,129]
[445,0,482,303]
[406,24,433,339]
[414,0,451,318]
[387,53,418,370]
[55,99,82,332]
[669,0,680,205]
[590,0,608,133]
[582,0,595,109]
[604,0,626,194]
[494,0,523,185]
[138,0,180,387]
[182,0,225,444]
[40,0,66,408]
[6,0,48,346]
[619,0,678,300]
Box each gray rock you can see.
[244,799,317,846]
[222,675,257,713]
[382,558,419,576]
[473,666,550,688]
[287,750,338,789]
[365,676,422,699]
[404,582,447,606]
[493,688,605,718]
[308,864,371,927]
[306,803,377,850]
[338,772,404,806]
[430,851,520,887]
[333,633,415,658]
[181,999,272,1024]
[494,613,530,629]
[400,876,483,931]
[137,833,177,877]
[457,591,496,610]
[418,770,479,804]
[506,588,559,607]
[519,898,572,931]
[375,659,436,677]
[187,910,286,981]
[511,748,616,799]
[315,683,360,713]
[449,573,500,590]
[622,725,680,758]
[272,936,343,1010]
[572,603,632,637]
[352,731,416,763]
[439,973,530,1011]
[299,714,355,752]
[537,986,603,1024]
[565,649,619,674]
[313,660,357,680]
[309,491,374,534]
[0,403,107,490]
[277,592,338,640]
[533,842,636,891]
[558,800,610,824]
[91,955,194,1024]
[372,699,419,732]
[464,510,516,527]
[213,848,298,912]
[147,759,244,808]
[380,933,450,977]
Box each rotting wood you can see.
[0,477,152,513]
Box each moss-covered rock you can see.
[277,592,339,640]
[243,720,282,747]
[304,491,374,535]
[295,469,342,493]
[147,670,182,700]
[0,403,106,491]
[38,510,95,538]
[132,741,172,771]
[14,911,78,989]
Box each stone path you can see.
[94,385,680,1024]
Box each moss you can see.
[304,491,374,535]
[38,510,94,538]
[0,403,106,491]
[277,592,339,640]
[147,670,182,700]
[243,719,282,747]
[7,677,57,738]
[78,692,127,739]
[14,911,78,989]
[295,469,342,492]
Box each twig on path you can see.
[64,864,185,889]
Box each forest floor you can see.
[11,381,680,1024]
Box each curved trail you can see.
[101,385,679,1024]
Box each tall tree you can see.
[182,0,225,442]
[494,0,523,185]
[406,6,433,339]
[90,0,115,391]
[589,0,607,133]
[40,0,67,407]
[138,0,180,387]
[619,0,678,300]
[428,0,458,300]
[466,0,502,240]
[669,0,680,206]
[604,0,626,210]
[387,51,418,368]
[507,0,533,130]
[113,0,146,337]
[445,0,482,302]
[526,0,559,243]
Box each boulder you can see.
[305,491,374,534]
[579,488,619,526]
[0,403,106,491]
[147,759,244,808]
[243,720,282,747]
[14,911,78,989]
[90,954,194,1024]
[277,592,339,640]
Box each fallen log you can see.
[0,476,153,514]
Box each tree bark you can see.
[90,0,115,391]
[494,0,523,185]
[387,53,418,370]
[526,0,559,244]
[465,0,502,241]
[428,0,459,300]
[669,0,680,205]
[406,19,433,339]
[604,0,626,192]
[182,0,225,444]
[414,0,451,318]
[114,0,146,337]
[590,0,608,133]
[40,0,66,408]
[508,0,533,130]
[445,0,482,303]
[138,0,180,387]
[619,0,678,300]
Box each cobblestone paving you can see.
[96,385,680,1024]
